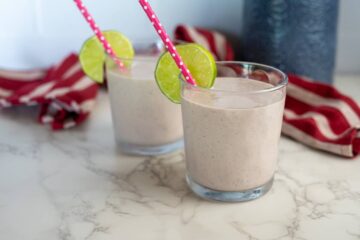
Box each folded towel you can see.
[0,54,99,130]
[175,25,234,61]
[175,25,360,158]
[284,74,360,157]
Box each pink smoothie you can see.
[181,78,285,191]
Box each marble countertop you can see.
[0,75,359,240]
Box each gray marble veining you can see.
[0,75,359,240]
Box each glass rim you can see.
[108,39,189,63]
[180,61,288,95]
[114,55,160,63]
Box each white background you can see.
[0,0,359,73]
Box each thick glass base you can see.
[186,175,274,202]
[117,139,184,156]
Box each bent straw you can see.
[138,0,196,85]
[73,0,125,70]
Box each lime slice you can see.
[79,30,134,83]
[155,43,217,103]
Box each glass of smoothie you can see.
[106,41,183,155]
[181,62,287,202]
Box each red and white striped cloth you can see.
[284,74,360,158]
[175,25,360,158]
[0,54,99,130]
[175,25,234,61]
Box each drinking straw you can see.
[73,0,125,70]
[138,0,196,85]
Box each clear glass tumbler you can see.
[181,61,287,202]
[106,42,183,155]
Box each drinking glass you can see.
[181,61,287,202]
[106,41,183,155]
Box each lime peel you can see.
[155,43,217,103]
[79,30,134,83]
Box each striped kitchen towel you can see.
[283,74,360,158]
[0,54,99,130]
[175,25,360,158]
[175,25,235,61]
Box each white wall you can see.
[0,0,358,73]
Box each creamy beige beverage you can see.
[182,78,285,192]
[106,57,183,152]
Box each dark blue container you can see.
[242,0,339,83]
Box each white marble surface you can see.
[0,75,359,240]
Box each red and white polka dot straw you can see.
[73,0,125,70]
[138,0,196,86]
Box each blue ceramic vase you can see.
[242,0,339,83]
